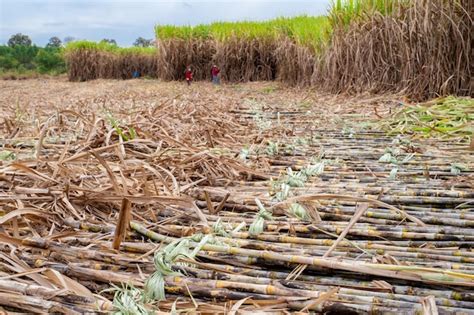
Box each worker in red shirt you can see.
[185,66,193,86]
[211,65,220,85]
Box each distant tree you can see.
[133,37,153,47]
[11,45,39,69]
[101,39,117,45]
[46,37,62,48]
[0,52,18,70]
[7,33,32,47]
[63,36,75,44]
[35,49,66,74]
[0,46,20,71]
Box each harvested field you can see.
[0,79,473,314]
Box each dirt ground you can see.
[0,78,402,130]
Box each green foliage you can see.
[107,283,149,315]
[0,150,16,161]
[0,54,19,70]
[101,38,117,45]
[450,163,468,175]
[0,45,66,74]
[155,15,331,49]
[249,199,273,236]
[65,40,156,55]
[284,167,307,187]
[8,33,32,47]
[289,203,310,220]
[145,234,210,302]
[10,45,39,69]
[106,113,137,141]
[46,36,62,48]
[265,141,279,156]
[133,37,153,47]
[329,0,410,28]
[35,48,66,74]
[378,96,474,141]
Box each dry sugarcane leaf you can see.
[90,151,122,195]
[204,190,216,214]
[0,268,47,280]
[300,287,339,312]
[323,202,369,258]
[0,209,47,225]
[229,297,253,315]
[371,280,394,292]
[273,194,425,226]
[0,233,22,247]
[9,163,60,184]
[0,253,54,289]
[420,295,439,315]
[43,269,93,298]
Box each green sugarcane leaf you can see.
[450,163,468,175]
[0,150,15,161]
[289,203,309,220]
[389,167,398,180]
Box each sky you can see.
[0,0,331,46]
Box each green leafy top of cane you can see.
[104,283,149,315]
[450,163,468,175]
[249,198,273,236]
[145,234,211,302]
[284,167,307,187]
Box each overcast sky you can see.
[0,0,331,46]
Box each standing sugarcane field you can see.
[0,0,473,314]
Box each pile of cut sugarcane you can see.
[377,96,473,142]
[0,82,473,314]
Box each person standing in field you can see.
[185,66,193,86]
[211,65,220,85]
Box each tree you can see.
[35,49,65,74]
[11,45,39,69]
[7,33,32,47]
[46,37,62,48]
[133,37,153,47]
[0,54,18,70]
[101,39,117,45]
[63,36,75,44]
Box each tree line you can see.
[0,33,154,75]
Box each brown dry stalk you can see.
[322,202,370,258]
[300,287,339,312]
[112,198,132,250]
[421,295,439,315]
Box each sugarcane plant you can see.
[105,111,137,142]
[268,156,327,220]
[0,150,16,161]
[238,147,251,161]
[378,138,416,180]
[212,218,246,237]
[105,283,149,315]
[144,234,211,302]
[249,198,274,235]
[450,163,469,175]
